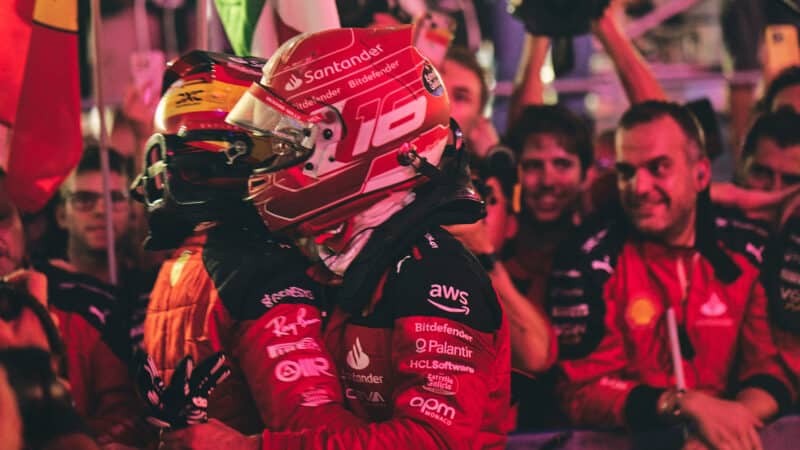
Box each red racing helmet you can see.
[226,26,452,234]
[131,51,276,224]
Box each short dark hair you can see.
[758,65,800,112]
[59,143,132,199]
[444,46,490,112]
[504,104,593,172]
[617,100,706,160]
[74,143,131,177]
[742,107,800,160]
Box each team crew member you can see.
[737,108,800,399]
[135,52,355,435]
[39,148,144,445]
[547,101,794,449]
[162,26,511,450]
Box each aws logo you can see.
[427,284,470,315]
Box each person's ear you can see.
[505,214,518,240]
[55,203,67,229]
[695,158,711,190]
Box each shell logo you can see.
[626,296,660,328]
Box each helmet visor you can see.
[226,83,319,173]
[132,133,254,209]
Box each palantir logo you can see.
[346,337,370,370]
[284,73,303,92]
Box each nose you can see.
[540,163,556,187]
[91,196,107,215]
[632,168,654,196]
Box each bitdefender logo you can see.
[284,74,303,92]
[346,337,370,370]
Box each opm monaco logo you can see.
[410,396,456,425]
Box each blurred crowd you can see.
[2,1,800,450]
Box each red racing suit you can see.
[143,224,354,435]
[37,260,143,444]
[262,226,512,449]
[546,205,794,429]
[766,203,800,396]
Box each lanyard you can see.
[636,243,700,378]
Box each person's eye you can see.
[615,163,635,180]
[782,173,800,187]
[111,191,129,203]
[453,93,471,103]
[521,160,543,172]
[553,158,575,171]
[648,159,671,177]
[749,164,773,180]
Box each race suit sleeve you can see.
[765,209,800,390]
[735,272,795,411]
[260,239,510,449]
[86,334,145,444]
[546,226,616,360]
[554,286,663,430]
[547,227,663,430]
[206,243,365,433]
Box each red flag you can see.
[0,1,33,126]
[3,0,81,213]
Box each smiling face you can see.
[615,115,710,246]
[519,133,583,223]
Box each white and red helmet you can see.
[226,26,451,234]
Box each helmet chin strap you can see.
[397,143,442,178]
[316,190,416,276]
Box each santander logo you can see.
[346,337,370,370]
[427,284,471,315]
[284,73,303,91]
